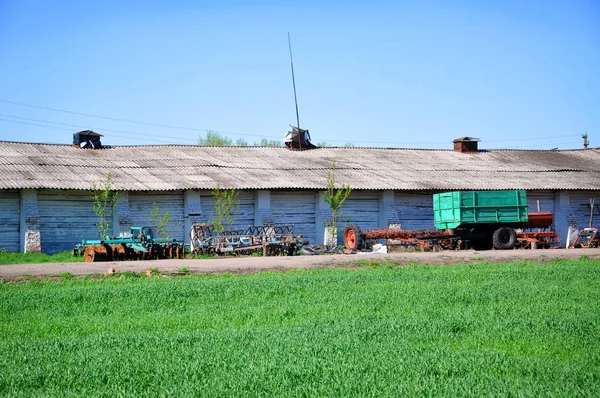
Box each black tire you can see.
[492,226,517,250]
[344,224,363,250]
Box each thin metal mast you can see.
[288,32,300,130]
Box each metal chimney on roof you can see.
[73,130,103,149]
[453,137,480,153]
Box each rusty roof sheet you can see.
[1,141,600,191]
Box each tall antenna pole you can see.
[288,32,300,130]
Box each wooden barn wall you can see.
[129,192,185,241]
[270,191,316,245]
[0,190,20,252]
[394,192,436,230]
[570,192,600,229]
[526,190,555,214]
[38,190,103,254]
[340,191,380,230]
[199,190,255,231]
[338,191,380,245]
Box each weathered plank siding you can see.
[337,191,380,245]
[395,192,436,230]
[340,192,380,230]
[0,190,20,252]
[271,191,316,244]
[38,190,103,254]
[129,192,185,241]
[199,190,255,231]
[526,190,555,214]
[570,192,600,229]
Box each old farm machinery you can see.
[190,223,306,256]
[572,228,600,248]
[344,190,560,251]
[73,226,186,262]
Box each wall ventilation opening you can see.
[73,130,103,149]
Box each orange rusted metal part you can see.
[363,228,452,240]
[516,231,560,249]
[85,244,110,262]
[525,212,554,229]
[344,229,358,249]
[572,228,600,248]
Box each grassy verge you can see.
[0,250,84,265]
[0,250,217,265]
[1,259,599,396]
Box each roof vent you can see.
[453,136,480,153]
[73,130,103,149]
[284,125,318,150]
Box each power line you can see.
[484,134,581,143]
[0,118,585,149]
[0,98,279,140]
[0,99,585,147]
[498,141,582,149]
[0,114,195,143]
[0,118,195,145]
[319,134,581,145]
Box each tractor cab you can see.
[130,226,154,241]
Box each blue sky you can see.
[0,0,598,149]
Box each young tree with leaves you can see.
[255,138,283,147]
[198,131,284,147]
[322,160,352,247]
[91,173,118,239]
[210,185,240,234]
[149,202,172,239]
[198,131,236,146]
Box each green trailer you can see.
[433,190,529,250]
[343,190,557,251]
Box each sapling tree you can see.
[211,185,240,234]
[149,202,173,239]
[91,173,118,239]
[322,160,352,246]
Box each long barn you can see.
[1,135,599,253]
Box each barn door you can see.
[199,190,255,231]
[129,192,185,241]
[271,191,316,244]
[0,190,20,252]
[38,190,101,254]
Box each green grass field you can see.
[0,250,213,265]
[1,259,599,396]
[0,250,84,265]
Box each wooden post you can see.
[537,200,541,232]
[590,199,595,229]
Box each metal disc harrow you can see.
[73,226,186,262]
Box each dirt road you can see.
[1,248,599,280]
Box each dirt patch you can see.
[1,248,599,282]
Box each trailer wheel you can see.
[492,227,517,250]
[344,224,362,250]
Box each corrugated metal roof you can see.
[1,141,599,191]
